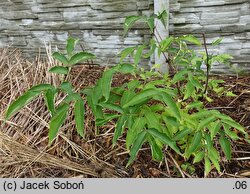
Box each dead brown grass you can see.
[0,47,120,178]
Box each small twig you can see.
[166,150,185,178]
[202,33,209,95]
[227,92,244,107]
[207,107,235,110]
[79,43,93,69]
[164,156,171,176]
[233,157,250,161]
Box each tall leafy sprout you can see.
[5,37,96,143]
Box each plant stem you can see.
[202,33,209,95]
[79,43,93,69]
[153,23,176,75]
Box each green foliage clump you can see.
[84,11,249,176]
[5,11,249,176]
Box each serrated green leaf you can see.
[92,79,103,105]
[134,45,146,66]
[49,103,69,143]
[150,104,165,112]
[119,47,136,62]
[226,91,237,97]
[5,90,40,120]
[113,114,127,146]
[114,63,136,74]
[44,88,57,116]
[68,52,95,66]
[148,134,163,161]
[204,156,212,176]
[221,119,246,134]
[148,128,181,155]
[160,36,174,51]
[86,90,97,116]
[124,15,143,34]
[209,121,221,139]
[126,117,146,150]
[157,10,168,29]
[60,82,73,94]
[224,124,239,140]
[101,69,114,102]
[191,110,214,119]
[198,116,216,130]
[64,93,81,103]
[205,133,213,150]
[123,89,160,108]
[184,81,195,100]
[145,110,161,130]
[96,114,119,126]
[99,102,124,113]
[208,147,220,172]
[127,80,141,91]
[188,72,203,89]
[120,90,136,107]
[212,38,223,46]
[66,37,78,57]
[157,46,162,58]
[173,128,192,141]
[144,41,156,58]
[147,17,155,33]
[186,101,203,110]
[126,130,147,167]
[172,70,188,83]
[161,92,181,119]
[49,66,69,75]
[186,131,202,157]
[74,98,85,137]
[181,35,201,46]
[193,152,205,163]
[52,52,69,65]
[205,95,213,102]
[219,137,231,160]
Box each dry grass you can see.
[0,47,120,178]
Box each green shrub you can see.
[83,11,249,176]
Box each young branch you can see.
[153,21,176,75]
[202,33,209,95]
